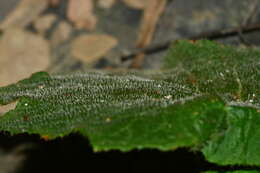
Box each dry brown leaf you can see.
[33,14,57,35]
[71,34,118,64]
[0,146,26,173]
[67,0,97,31]
[0,0,48,30]
[131,0,167,68]
[0,28,50,87]
[0,102,18,116]
[51,20,73,46]
[98,0,117,8]
[122,0,150,9]
[48,0,62,7]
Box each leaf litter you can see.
[0,28,50,87]
[0,0,48,30]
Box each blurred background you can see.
[1,0,260,87]
[0,0,260,172]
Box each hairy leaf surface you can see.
[0,40,259,166]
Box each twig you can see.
[121,23,260,61]
[130,0,167,68]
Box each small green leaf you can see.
[0,40,259,167]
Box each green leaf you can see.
[0,40,259,166]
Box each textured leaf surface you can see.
[165,40,260,165]
[0,40,259,166]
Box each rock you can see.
[0,28,50,86]
[71,34,118,64]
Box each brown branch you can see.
[121,23,260,61]
[130,0,167,69]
